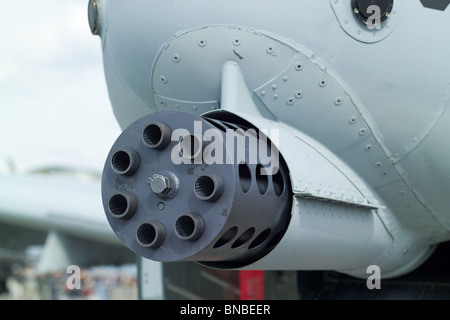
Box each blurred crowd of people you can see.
[1,264,137,300]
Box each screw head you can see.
[150,175,171,195]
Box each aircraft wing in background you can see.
[0,169,136,281]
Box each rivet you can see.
[172,54,180,62]
[266,45,274,54]
[273,94,278,99]
[295,63,303,71]
[272,84,277,90]
[286,97,295,105]
[381,170,388,177]
[160,75,167,84]
[374,161,383,168]
[233,39,241,46]
[192,105,198,110]
[198,38,207,47]
[349,116,357,124]
[261,91,266,96]
[359,128,367,136]
[295,90,303,99]
[334,97,342,106]
[283,76,289,82]
[365,144,373,151]
[319,80,327,87]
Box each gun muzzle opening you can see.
[142,122,171,150]
[136,222,166,249]
[194,174,224,202]
[180,134,202,160]
[111,149,140,176]
[108,193,136,219]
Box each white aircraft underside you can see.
[91,0,450,279]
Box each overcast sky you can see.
[0,1,121,174]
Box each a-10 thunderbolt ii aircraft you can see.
[89,0,450,298]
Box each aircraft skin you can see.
[90,0,450,281]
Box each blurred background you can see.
[0,0,138,299]
[0,1,120,173]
